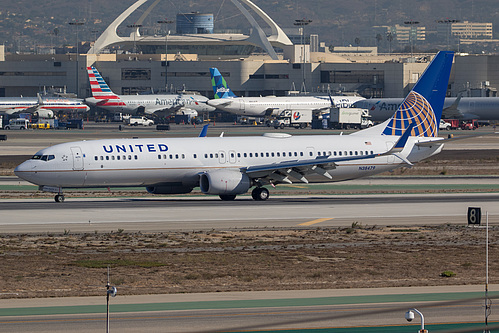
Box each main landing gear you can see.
[54,194,65,203]
[251,187,269,201]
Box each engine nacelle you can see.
[146,184,193,194]
[199,169,250,195]
[35,109,54,118]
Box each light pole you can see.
[68,21,84,97]
[404,20,419,57]
[436,19,460,50]
[294,19,312,93]
[127,24,143,54]
[405,308,427,333]
[157,19,174,92]
[105,265,117,333]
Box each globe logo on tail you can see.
[382,91,438,137]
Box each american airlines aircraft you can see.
[0,94,89,118]
[16,52,457,203]
[354,95,499,121]
[206,68,365,117]
[84,67,215,116]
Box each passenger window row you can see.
[94,155,138,161]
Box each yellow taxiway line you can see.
[299,218,334,226]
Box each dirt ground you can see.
[0,225,497,299]
[0,149,498,299]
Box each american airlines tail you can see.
[210,68,237,99]
[355,51,454,138]
[86,67,126,107]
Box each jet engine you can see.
[146,184,194,194]
[199,169,250,195]
[34,109,54,118]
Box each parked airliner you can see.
[16,52,458,202]
[0,94,89,117]
[84,67,215,116]
[354,95,499,121]
[206,68,365,117]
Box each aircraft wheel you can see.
[54,194,65,203]
[219,194,236,201]
[252,187,269,201]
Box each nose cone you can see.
[14,161,39,185]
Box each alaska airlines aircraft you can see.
[84,67,215,116]
[16,52,456,203]
[206,68,364,117]
[0,94,89,117]
[354,95,499,121]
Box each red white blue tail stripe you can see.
[87,67,125,106]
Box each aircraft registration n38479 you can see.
[16,52,455,202]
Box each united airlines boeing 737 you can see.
[16,52,457,202]
[84,67,215,116]
[207,68,364,117]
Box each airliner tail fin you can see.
[210,68,237,99]
[381,51,454,138]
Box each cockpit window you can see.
[31,154,55,161]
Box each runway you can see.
[1,192,498,233]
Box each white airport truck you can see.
[272,110,312,129]
[127,116,154,126]
[328,108,373,130]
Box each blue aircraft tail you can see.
[382,51,454,137]
[210,68,237,99]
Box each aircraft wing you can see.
[242,153,379,184]
[244,125,416,184]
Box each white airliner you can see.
[16,52,458,202]
[84,67,215,116]
[206,68,365,117]
[354,95,499,121]
[0,94,89,118]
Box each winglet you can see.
[198,124,209,137]
[37,93,43,105]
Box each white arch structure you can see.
[87,0,292,60]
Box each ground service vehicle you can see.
[461,119,479,130]
[273,110,312,129]
[439,119,452,130]
[329,108,373,129]
[128,116,154,126]
[4,118,30,130]
[442,119,460,130]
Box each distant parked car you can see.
[128,116,154,126]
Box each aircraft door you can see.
[71,146,84,170]
[239,100,245,111]
[218,150,226,164]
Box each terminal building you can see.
[0,0,498,101]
